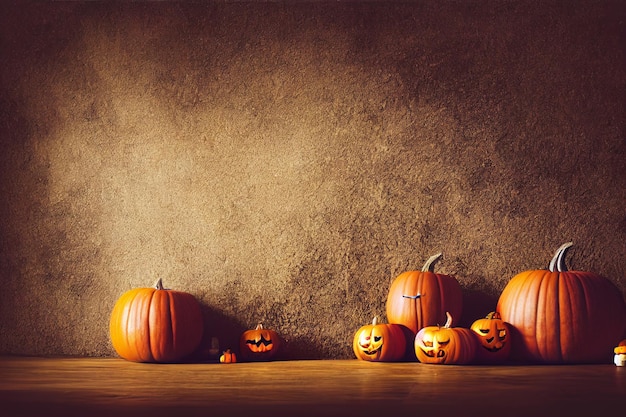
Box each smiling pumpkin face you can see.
[352,316,407,362]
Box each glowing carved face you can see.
[357,327,385,358]
[475,322,507,352]
[416,329,451,364]
[352,316,406,362]
[470,312,512,362]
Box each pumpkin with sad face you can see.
[353,316,407,362]
[470,311,512,363]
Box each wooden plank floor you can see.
[1,356,625,417]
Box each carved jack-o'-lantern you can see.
[470,311,512,363]
[415,312,478,365]
[352,316,407,362]
[239,323,283,361]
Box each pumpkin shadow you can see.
[188,305,247,363]
[459,289,499,328]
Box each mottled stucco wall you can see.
[1,1,625,359]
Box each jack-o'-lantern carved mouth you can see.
[245,336,273,350]
[420,348,446,358]
[419,338,449,358]
[481,338,506,352]
[478,332,507,352]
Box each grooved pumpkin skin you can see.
[109,285,204,363]
[386,270,463,335]
[496,270,626,364]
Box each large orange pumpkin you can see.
[352,316,407,362]
[386,253,463,336]
[109,278,204,363]
[496,242,626,364]
[414,312,478,365]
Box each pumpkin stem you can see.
[548,242,573,272]
[155,278,164,290]
[486,311,500,320]
[255,323,264,330]
[444,311,452,328]
[372,316,378,326]
[422,253,443,272]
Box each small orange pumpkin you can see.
[352,316,407,362]
[109,278,204,363]
[614,339,626,355]
[239,323,283,361]
[414,312,478,365]
[386,253,463,337]
[219,349,237,363]
[470,311,512,363]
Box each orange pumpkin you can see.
[414,312,477,365]
[386,253,463,336]
[109,278,204,363]
[470,312,511,363]
[496,242,626,364]
[352,316,407,362]
[239,323,283,361]
[219,349,237,363]
[615,339,626,355]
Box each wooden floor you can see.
[1,356,625,417]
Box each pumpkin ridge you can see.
[122,290,141,360]
[143,289,157,363]
[150,288,173,362]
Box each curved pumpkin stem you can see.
[486,311,501,320]
[421,253,443,272]
[155,278,164,290]
[372,316,378,326]
[548,242,574,272]
[255,323,264,330]
[443,311,453,328]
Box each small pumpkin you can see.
[352,316,407,362]
[219,349,237,363]
[239,323,283,361]
[496,242,626,364]
[109,278,204,363]
[470,312,512,363]
[414,312,478,365]
[614,339,626,367]
[386,253,463,338]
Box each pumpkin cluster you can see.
[109,279,285,364]
[109,242,625,366]
[353,243,626,365]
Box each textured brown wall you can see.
[1,1,625,360]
